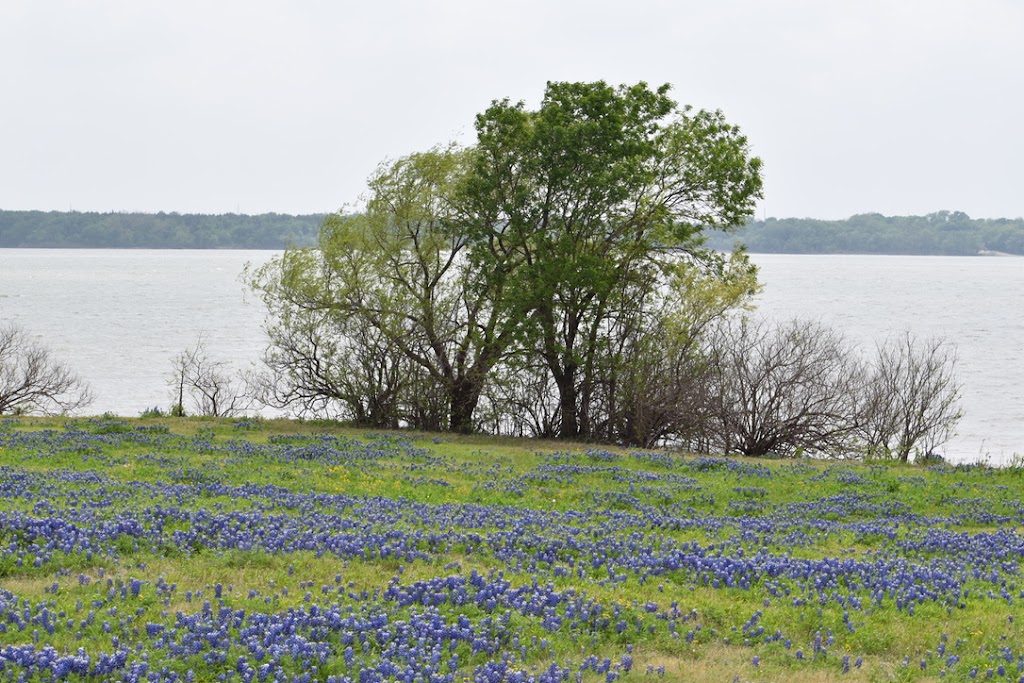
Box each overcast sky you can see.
[2,0,1021,220]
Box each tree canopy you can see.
[461,81,763,438]
[249,80,765,440]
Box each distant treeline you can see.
[0,210,324,249]
[4,209,1024,254]
[707,211,1024,255]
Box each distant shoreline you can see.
[705,211,1024,256]
[4,209,1024,255]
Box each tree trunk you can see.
[448,378,483,434]
[554,366,578,440]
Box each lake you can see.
[1,249,1021,463]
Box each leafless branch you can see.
[0,323,94,415]
[168,333,252,418]
[857,332,962,462]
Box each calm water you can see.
[1,249,1021,463]
[0,249,276,418]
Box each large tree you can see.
[462,81,763,439]
[250,147,522,432]
[251,81,762,438]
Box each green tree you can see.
[250,80,762,440]
[462,81,763,439]
[249,147,522,432]
[328,147,523,432]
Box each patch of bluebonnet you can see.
[2,424,1024,681]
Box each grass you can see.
[0,415,1022,681]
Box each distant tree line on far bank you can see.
[3,208,1023,255]
[0,210,324,249]
[706,211,1024,255]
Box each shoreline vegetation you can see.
[1,414,1023,682]
[705,211,1024,256]
[2,209,1023,254]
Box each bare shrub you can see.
[703,317,863,457]
[169,333,251,418]
[858,332,962,462]
[600,310,715,449]
[0,322,93,415]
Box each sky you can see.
[1,0,1021,220]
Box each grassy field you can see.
[1,416,1023,682]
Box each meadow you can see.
[0,416,1022,682]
